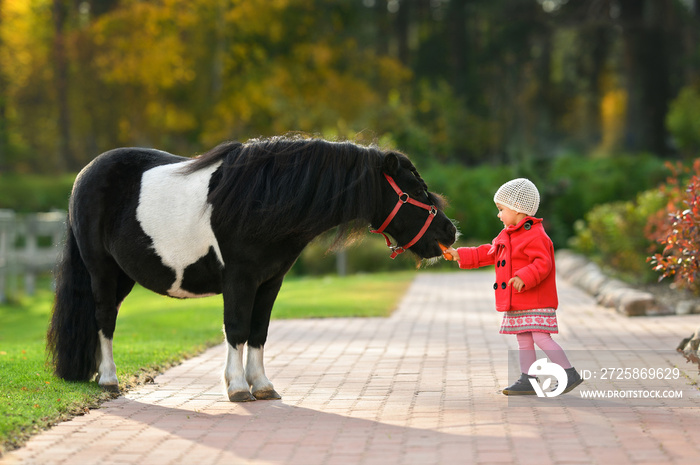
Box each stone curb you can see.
[555,250,674,317]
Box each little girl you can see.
[444,178,582,395]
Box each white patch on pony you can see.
[136,160,224,298]
[96,330,118,388]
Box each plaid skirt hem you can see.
[499,308,558,335]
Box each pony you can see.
[47,136,457,402]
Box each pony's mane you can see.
[185,136,404,244]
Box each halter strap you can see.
[370,173,438,259]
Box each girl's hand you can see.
[508,276,525,292]
[443,247,459,261]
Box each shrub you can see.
[0,174,75,212]
[289,232,454,276]
[422,162,512,242]
[570,189,665,283]
[543,153,666,245]
[648,159,700,294]
[422,153,666,247]
[666,86,700,158]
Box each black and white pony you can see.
[47,136,457,402]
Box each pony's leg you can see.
[246,346,279,400]
[93,284,119,390]
[224,343,253,402]
[93,270,134,392]
[96,330,118,390]
[222,270,256,402]
[246,276,284,400]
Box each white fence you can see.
[0,210,66,303]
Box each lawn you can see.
[0,271,415,455]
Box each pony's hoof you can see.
[253,389,281,400]
[100,383,120,393]
[228,390,256,402]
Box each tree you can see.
[617,0,674,155]
[52,0,71,171]
[0,0,7,171]
[3,0,700,173]
[85,0,409,152]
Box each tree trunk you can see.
[0,0,8,170]
[395,0,410,66]
[52,0,71,172]
[618,0,671,155]
[447,0,468,96]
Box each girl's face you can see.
[496,203,526,227]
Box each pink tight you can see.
[517,332,572,372]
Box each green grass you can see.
[0,271,415,455]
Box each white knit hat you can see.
[493,178,540,216]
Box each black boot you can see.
[562,367,583,394]
[550,367,584,395]
[502,373,538,396]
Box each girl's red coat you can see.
[456,217,558,312]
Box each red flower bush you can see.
[648,159,700,295]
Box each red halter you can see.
[370,173,438,259]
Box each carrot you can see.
[439,243,454,261]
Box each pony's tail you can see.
[47,222,99,381]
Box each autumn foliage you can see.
[648,160,700,295]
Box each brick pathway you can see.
[2,271,700,465]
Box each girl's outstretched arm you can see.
[448,244,495,269]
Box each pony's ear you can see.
[382,153,400,175]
